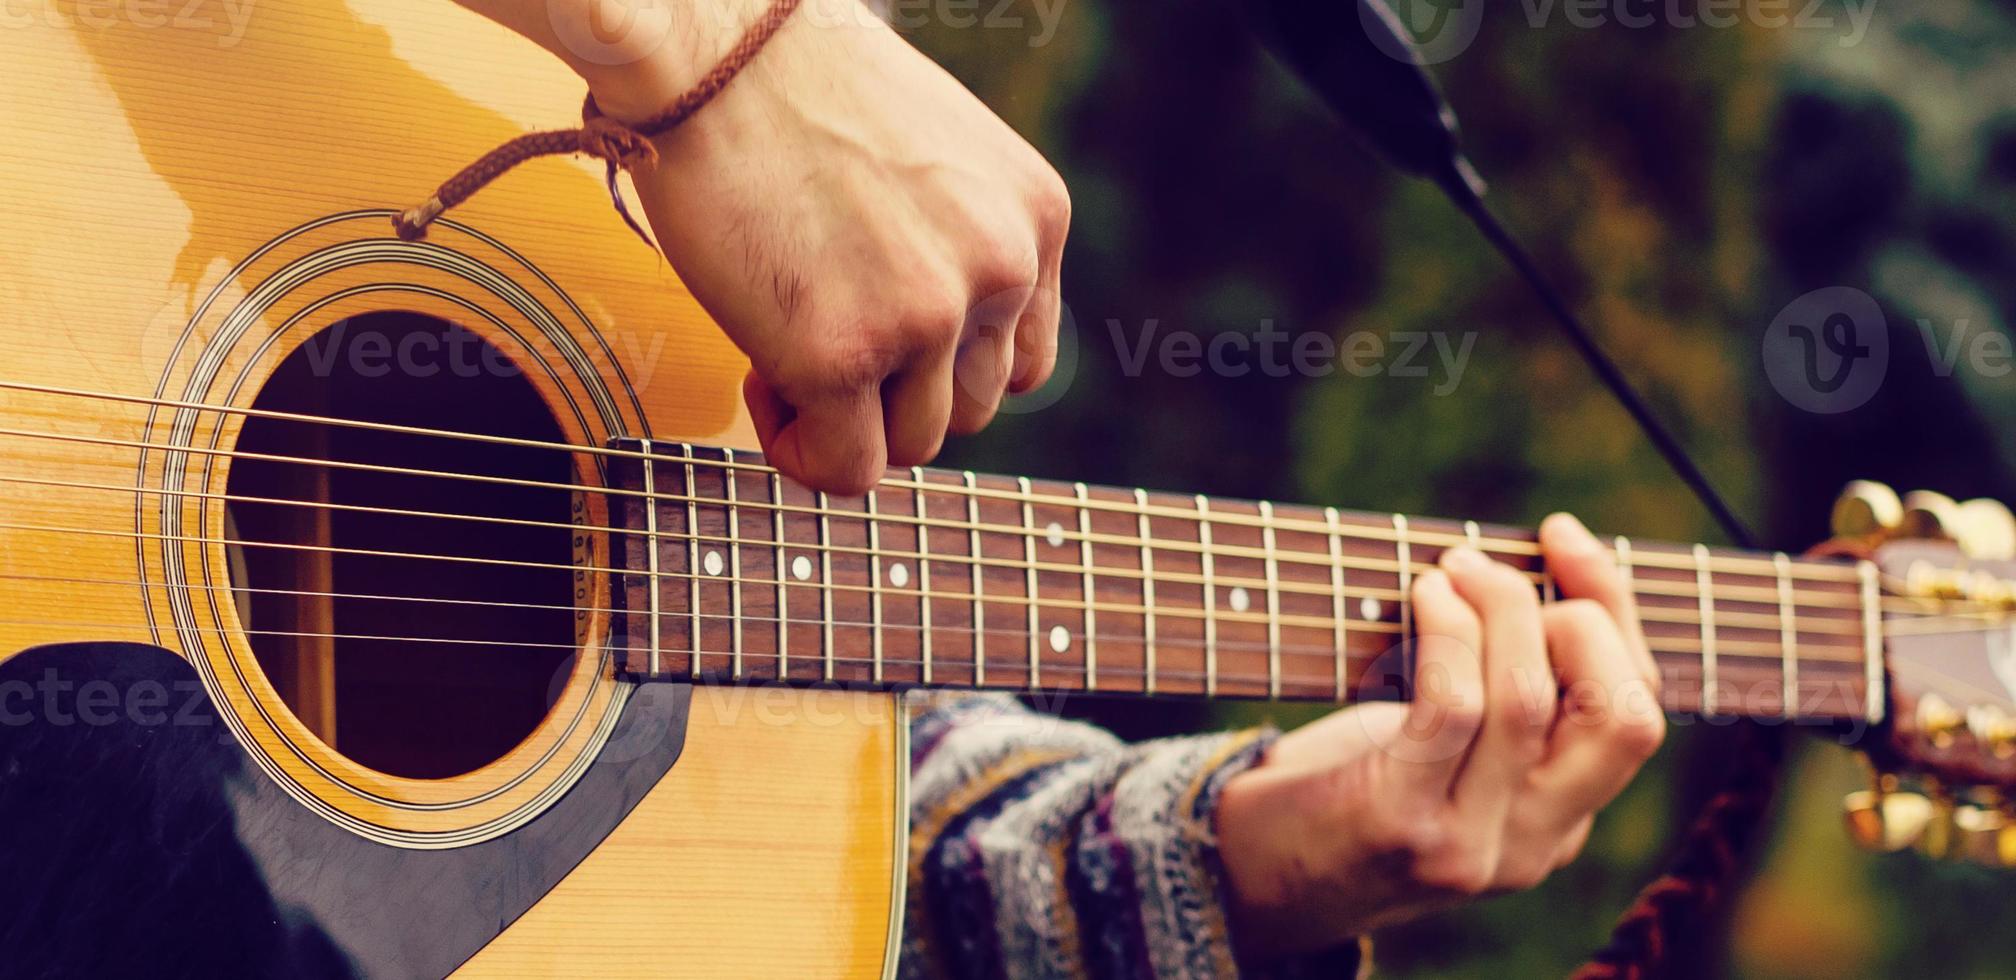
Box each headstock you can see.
[1829,481,2016,865]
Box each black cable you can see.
[1240,0,1758,548]
[1434,168,1758,549]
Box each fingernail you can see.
[1441,546,1487,572]
[1546,512,1599,551]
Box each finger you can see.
[1261,702,1411,776]
[1010,182,1069,393]
[1540,512,1655,684]
[881,347,955,467]
[745,371,888,495]
[1441,547,1555,820]
[1525,599,1665,822]
[1389,569,1486,798]
[949,291,1022,434]
[1551,815,1594,872]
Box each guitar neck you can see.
[607,441,1884,726]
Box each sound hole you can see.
[226,313,579,779]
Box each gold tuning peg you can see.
[1900,490,1962,541]
[1915,793,1960,860]
[1845,787,1937,852]
[1953,498,2016,561]
[1833,481,1903,540]
[1969,705,2016,759]
[1951,804,2010,867]
[1918,693,1964,749]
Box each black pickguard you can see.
[0,643,690,979]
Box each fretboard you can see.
[607,442,1883,725]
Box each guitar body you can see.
[0,4,905,976]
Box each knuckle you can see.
[783,331,896,396]
[1555,598,1612,634]
[1496,859,1549,892]
[1031,168,1072,237]
[1413,847,1493,896]
[1609,704,1667,760]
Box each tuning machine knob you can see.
[1968,705,2016,760]
[1844,785,1937,853]
[1833,481,1904,540]
[1954,498,2016,561]
[1950,803,2013,867]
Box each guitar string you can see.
[0,562,1879,646]
[0,603,1874,670]
[0,419,1862,598]
[0,473,1880,625]
[0,379,1866,585]
[0,552,1875,669]
[3,614,1875,720]
[0,519,1886,659]
[0,432,1871,616]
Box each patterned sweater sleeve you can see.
[899,694,1369,980]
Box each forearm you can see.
[903,695,1366,979]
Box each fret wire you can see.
[683,443,702,681]
[1393,515,1413,682]
[966,471,985,688]
[867,486,884,686]
[1136,488,1157,697]
[771,471,788,680]
[1695,543,1718,716]
[0,397,1865,587]
[1019,477,1041,689]
[1198,495,1219,698]
[639,439,662,677]
[723,448,745,680]
[1861,560,1886,724]
[819,490,836,684]
[1075,482,1098,693]
[1774,552,1796,720]
[1261,501,1283,700]
[4,381,1871,585]
[913,467,932,686]
[1615,535,1634,601]
[1326,507,1348,704]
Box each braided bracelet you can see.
[393,0,802,243]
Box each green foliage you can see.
[914,0,2016,973]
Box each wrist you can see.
[548,0,756,121]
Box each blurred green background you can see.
[907,0,2016,975]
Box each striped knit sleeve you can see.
[898,694,1369,980]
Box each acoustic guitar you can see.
[4,3,2015,977]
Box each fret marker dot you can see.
[702,550,724,576]
[1228,587,1251,613]
[1046,522,1065,548]
[1360,597,1381,621]
[1049,625,1070,653]
[889,562,910,588]
[791,556,813,581]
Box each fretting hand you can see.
[1214,513,1666,959]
